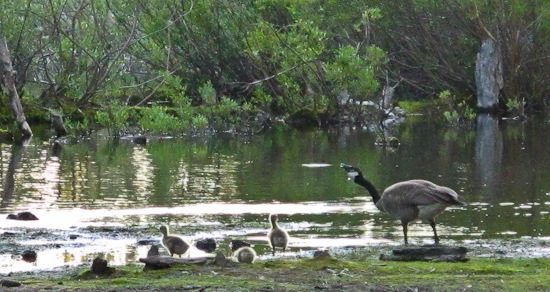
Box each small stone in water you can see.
[21,250,37,262]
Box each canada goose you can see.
[159,225,190,257]
[234,246,257,263]
[341,163,466,245]
[267,214,289,255]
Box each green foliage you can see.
[440,90,476,125]
[95,105,130,134]
[198,81,217,105]
[326,45,383,100]
[2,0,548,134]
[191,114,209,130]
[138,105,185,134]
[506,96,524,116]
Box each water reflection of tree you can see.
[475,114,503,199]
[0,138,31,209]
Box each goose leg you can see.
[401,220,409,245]
[428,219,440,245]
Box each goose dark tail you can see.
[452,198,467,207]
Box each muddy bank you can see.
[2,223,550,276]
[3,247,550,292]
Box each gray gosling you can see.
[267,214,289,256]
[159,225,190,257]
[234,246,257,263]
[341,163,466,245]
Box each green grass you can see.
[9,256,550,291]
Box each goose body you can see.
[234,246,257,263]
[341,163,466,244]
[267,214,289,255]
[159,225,190,257]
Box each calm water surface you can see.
[1,114,550,273]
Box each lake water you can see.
[1,114,550,273]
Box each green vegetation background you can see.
[0,0,548,134]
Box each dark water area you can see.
[1,114,550,273]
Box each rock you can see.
[6,211,38,221]
[213,252,235,267]
[142,246,169,271]
[195,238,217,253]
[375,136,400,148]
[69,234,79,240]
[313,250,332,259]
[132,136,147,145]
[143,261,170,271]
[136,239,158,246]
[147,245,160,257]
[91,257,115,275]
[230,239,251,252]
[0,279,22,287]
[21,250,37,262]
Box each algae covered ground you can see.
[6,248,550,291]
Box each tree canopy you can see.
[0,0,548,134]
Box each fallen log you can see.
[139,256,211,266]
[379,246,469,262]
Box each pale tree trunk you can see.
[475,38,503,110]
[0,37,32,138]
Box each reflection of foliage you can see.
[63,250,75,263]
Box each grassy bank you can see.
[8,252,550,291]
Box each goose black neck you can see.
[355,176,381,204]
[270,216,279,228]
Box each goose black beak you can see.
[340,163,355,172]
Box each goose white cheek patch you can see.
[346,171,359,180]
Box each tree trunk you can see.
[0,37,32,138]
[47,108,68,137]
[475,38,503,111]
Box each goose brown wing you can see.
[382,180,463,206]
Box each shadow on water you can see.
[1,118,550,273]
